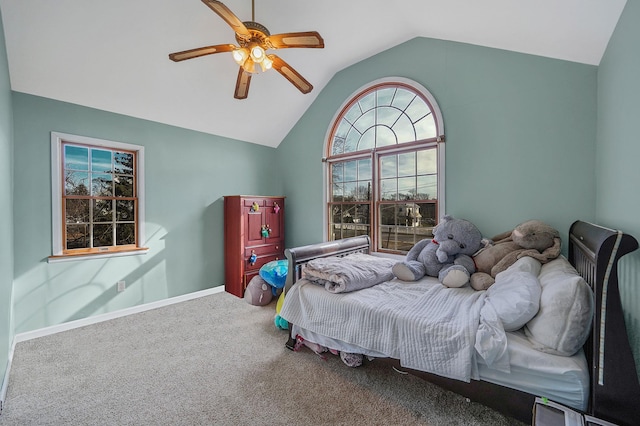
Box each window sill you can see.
[47,247,150,263]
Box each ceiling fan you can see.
[169,0,324,99]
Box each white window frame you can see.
[49,132,148,262]
[322,77,446,252]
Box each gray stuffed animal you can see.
[392,215,483,287]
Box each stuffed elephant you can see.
[470,219,561,291]
[392,215,483,288]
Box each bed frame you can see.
[283,220,640,425]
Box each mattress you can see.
[292,324,589,411]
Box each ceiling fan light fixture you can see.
[241,57,256,73]
[261,55,273,71]
[232,47,249,65]
[250,44,265,62]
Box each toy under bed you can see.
[279,221,640,425]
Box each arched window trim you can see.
[322,77,446,252]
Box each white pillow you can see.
[486,257,542,332]
[524,256,594,356]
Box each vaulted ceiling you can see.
[0,0,627,147]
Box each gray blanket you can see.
[303,253,396,293]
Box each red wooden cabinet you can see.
[223,195,285,298]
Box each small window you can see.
[325,78,445,254]
[50,132,147,260]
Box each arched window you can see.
[325,78,445,253]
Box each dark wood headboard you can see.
[568,220,640,426]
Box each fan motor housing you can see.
[237,21,271,47]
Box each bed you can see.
[279,220,640,425]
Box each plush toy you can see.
[244,276,273,306]
[274,291,289,330]
[392,215,483,288]
[470,219,561,291]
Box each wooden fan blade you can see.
[201,0,251,40]
[268,31,324,49]
[234,67,252,99]
[169,44,236,62]
[269,54,313,94]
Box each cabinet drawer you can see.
[245,242,283,257]
[244,271,260,290]
[245,253,284,272]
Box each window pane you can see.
[359,128,375,150]
[398,152,416,177]
[332,163,344,183]
[356,180,371,201]
[116,223,136,246]
[65,199,89,223]
[343,181,356,201]
[329,203,371,241]
[116,200,135,221]
[358,92,375,112]
[64,145,88,171]
[358,158,372,180]
[344,160,357,182]
[391,89,414,110]
[379,202,435,252]
[331,183,343,202]
[66,224,89,249]
[331,204,342,224]
[380,156,397,179]
[393,114,416,144]
[398,177,416,200]
[334,119,351,141]
[380,178,397,201]
[345,128,361,152]
[114,152,134,174]
[93,199,113,223]
[376,87,395,107]
[115,175,134,197]
[93,224,113,247]
[415,114,437,140]
[344,103,361,123]
[375,126,396,147]
[405,97,432,122]
[417,149,436,175]
[92,173,113,197]
[377,106,402,128]
[331,136,346,155]
[65,171,89,195]
[417,175,437,200]
[91,149,112,173]
[354,109,375,134]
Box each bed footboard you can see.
[283,235,370,350]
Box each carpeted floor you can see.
[0,291,525,425]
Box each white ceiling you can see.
[0,0,627,148]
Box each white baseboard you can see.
[0,285,225,414]
[14,286,225,343]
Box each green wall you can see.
[278,37,598,248]
[596,0,640,376]
[11,93,281,333]
[0,7,14,401]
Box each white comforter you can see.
[281,277,488,381]
[281,258,542,382]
